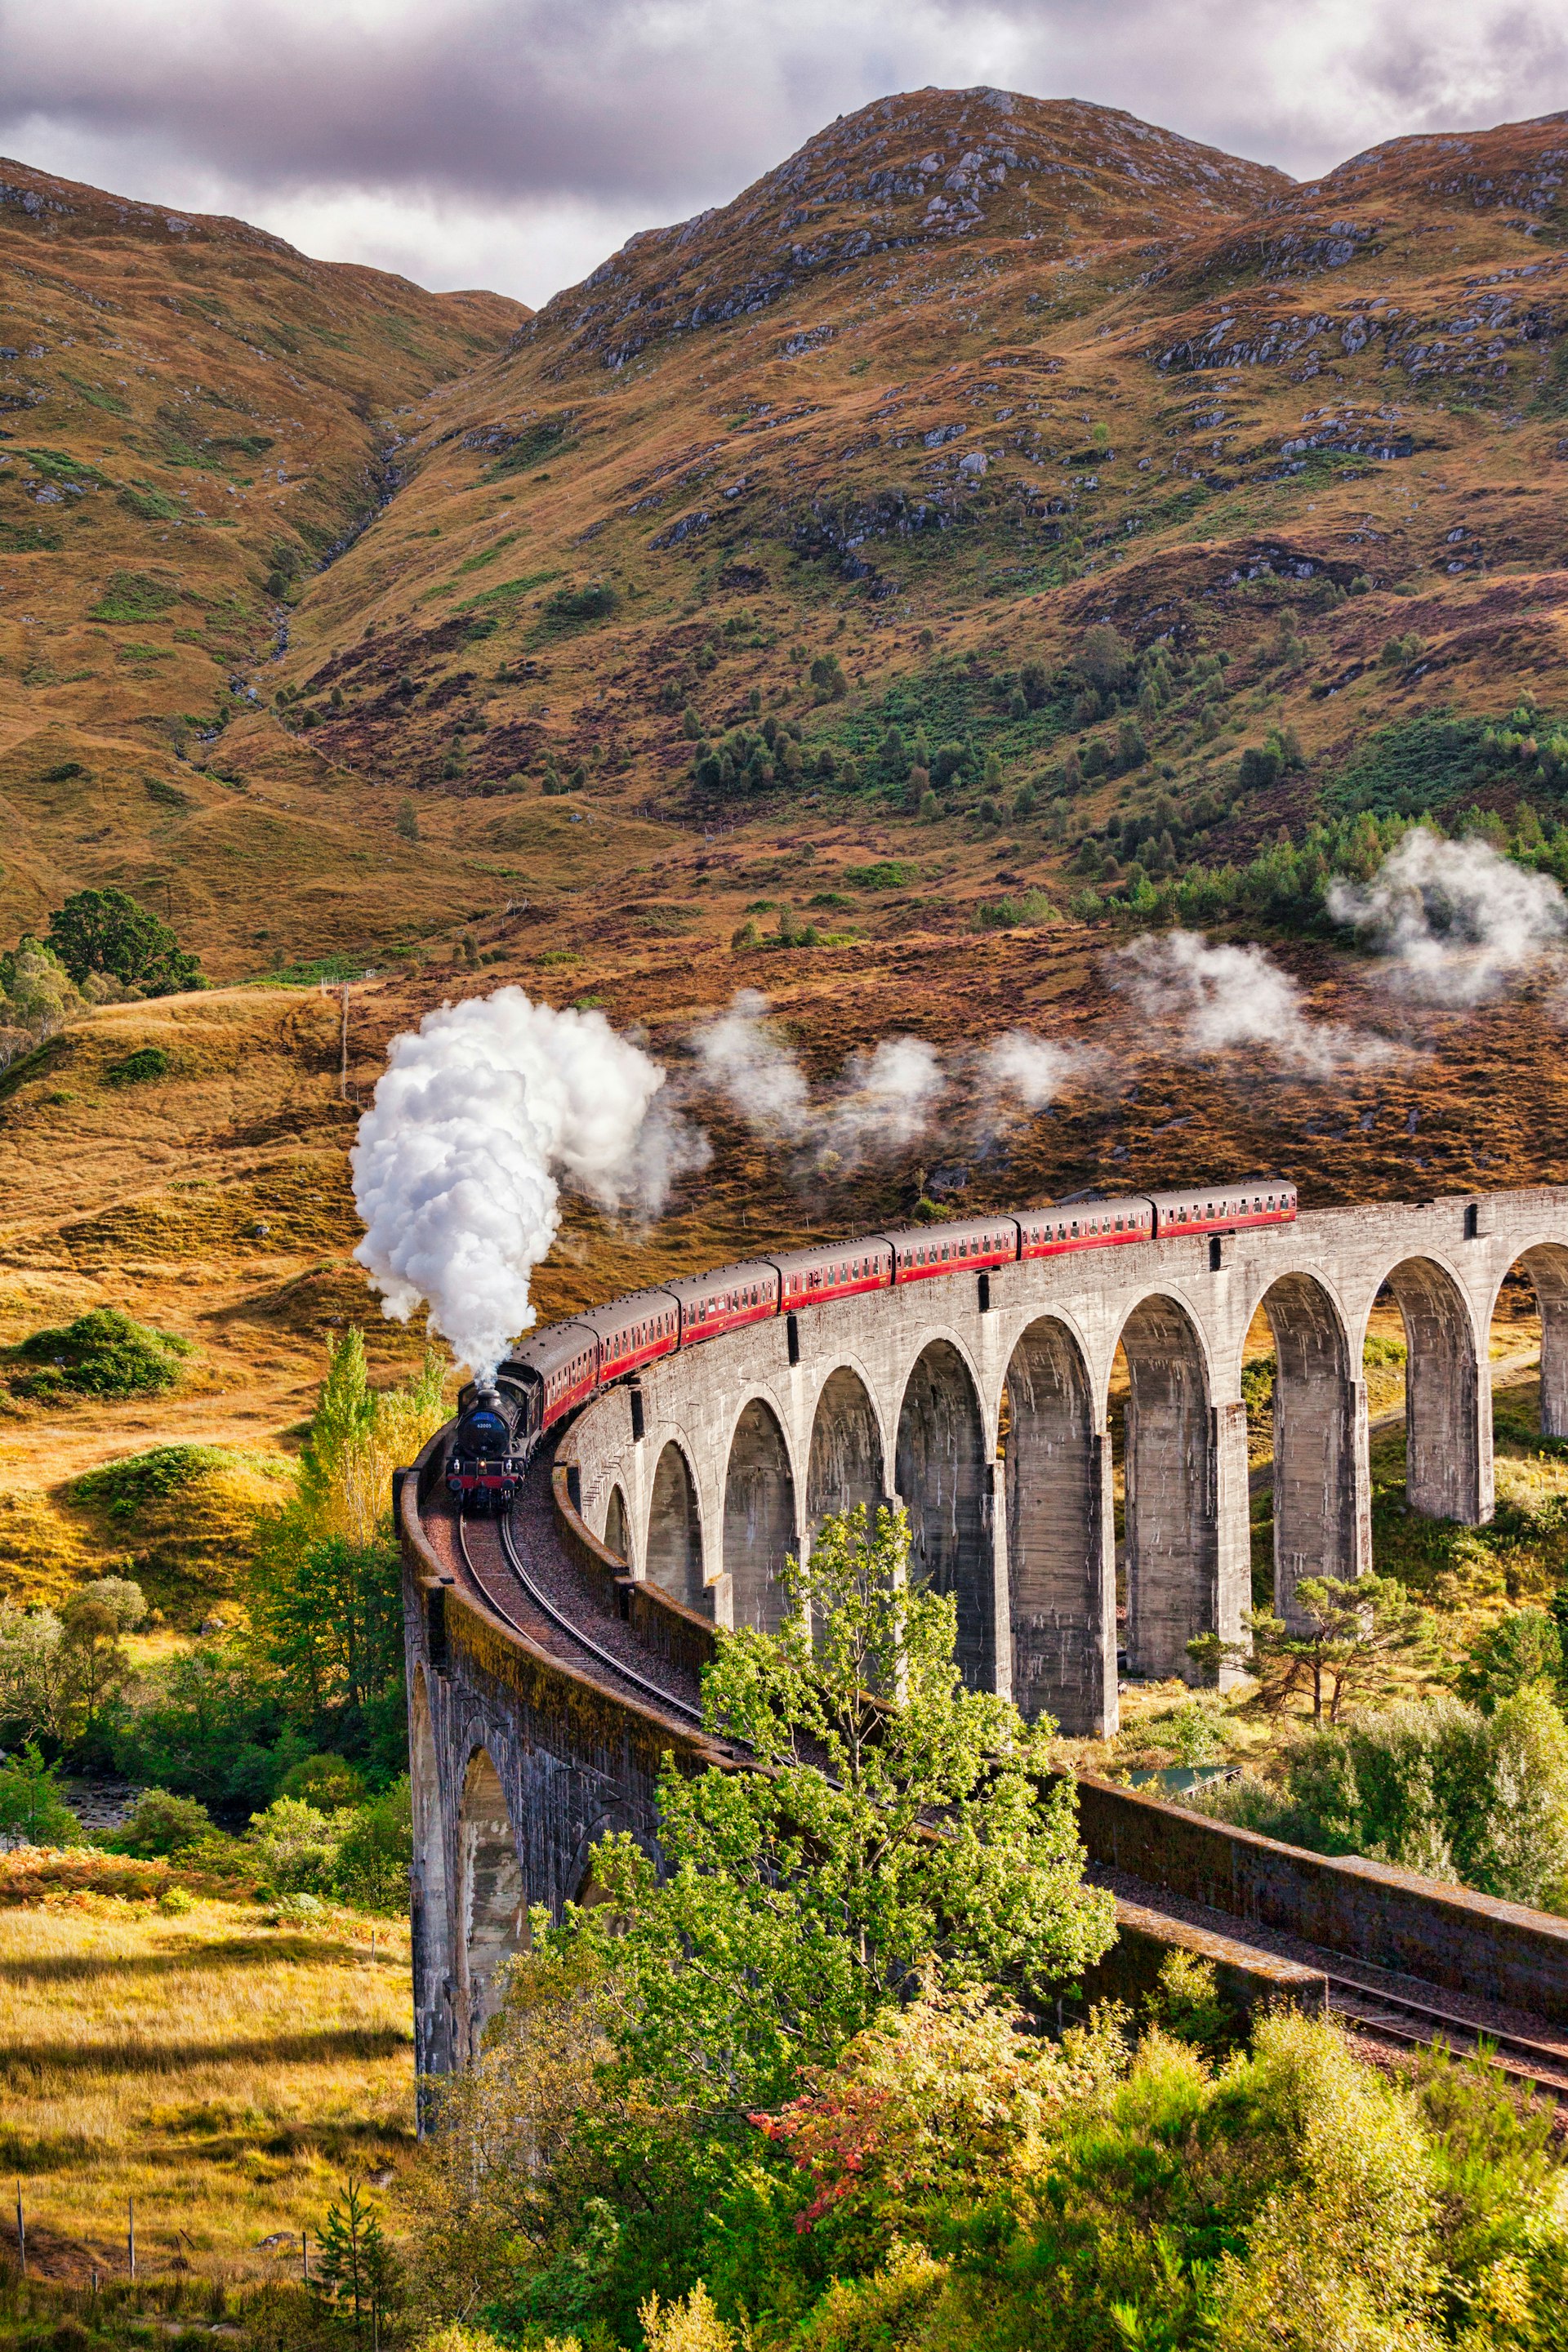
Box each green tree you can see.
[539,1505,1114,2119]
[0,1741,82,1845]
[1192,1575,1431,1722]
[314,2177,400,2345]
[46,888,203,995]
[1457,1608,1564,1712]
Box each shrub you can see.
[11,1307,189,1401]
[333,1776,413,1913]
[541,581,619,626]
[1192,1689,1568,1907]
[248,1796,344,1895]
[0,1846,170,1904]
[278,1753,368,1809]
[1457,1608,1564,1712]
[88,569,180,624]
[105,1045,172,1085]
[115,1786,213,1857]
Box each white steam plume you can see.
[817,1035,947,1169]
[1115,930,1398,1076]
[351,987,708,1381]
[688,994,1097,1169]
[1327,826,1568,1005]
[976,1029,1098,1110]
[688,987,809,1137]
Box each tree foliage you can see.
[45,886,203,995]
[555,1506,1113,2122]
[1190,1575,1432,1722]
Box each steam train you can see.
[445,1178,1297,1508]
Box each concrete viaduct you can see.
[398,1186,1568,2085]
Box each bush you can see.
[1192,1689,1568,1907]
[105,1045,172,1086]
[114,1786,212,1857]
[0,1846,170,1904]
[278,1753,368,1809]
[248,1796,344,1895]
[333,1777,413,1913]
[541,581,619,626]
[11,1307,190,1401]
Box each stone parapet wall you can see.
[1073,1774,1568,2022]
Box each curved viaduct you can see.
[398,1186,1568,2084]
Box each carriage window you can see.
[1071,1221,1080,1238]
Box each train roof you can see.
[768,1236,893,1275]
[1017,1195,1153,1225]
[572,1286,680,1336]
[502,1320,599,1379]
[1144,1176,1293,1208]
[662,1258,782,1302]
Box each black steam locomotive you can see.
[443,1384,534,1512]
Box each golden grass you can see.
[0,1895,415,2283]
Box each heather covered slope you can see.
[0,158,529,975]
[269,87,1568,948]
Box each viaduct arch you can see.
[398,1186,1568,2088]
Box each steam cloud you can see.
[686,991,1094,1169]
[689,988,810,1138]
[352,987,707,1381]
[1327,826,1568,1005]
[1115,930,1397,1076]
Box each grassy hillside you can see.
[0,1887,412,2281]
[0,158,528,976]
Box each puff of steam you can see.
[1327,826,1568,1005]
[819,1036,947,1163]
[977,1029,1089,1109]
[351,987,693,1381]
[689,989,809,1135]
[1116,929,1393,1076]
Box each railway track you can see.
[454,1499,705,1730]
[1326,1972,1568,2094]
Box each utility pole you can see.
[127,2195,136,2281]
[14,2182,24,2278]
[339,984,350,1102]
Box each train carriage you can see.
[1018,1196,1154,1257]
[770,1237,894,1309]
[506,1320,601,1432]
[575,1287,681,1383]
[667,1259,782,1346]
[1147,1178,1297,1237]
[880,1216,1022,1285]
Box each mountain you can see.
[0,157,528,973]
[10,92,1568,980]
[252,87,1568,960]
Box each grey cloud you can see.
[2,0,1566,298]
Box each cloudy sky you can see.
[1,0,1565,307]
